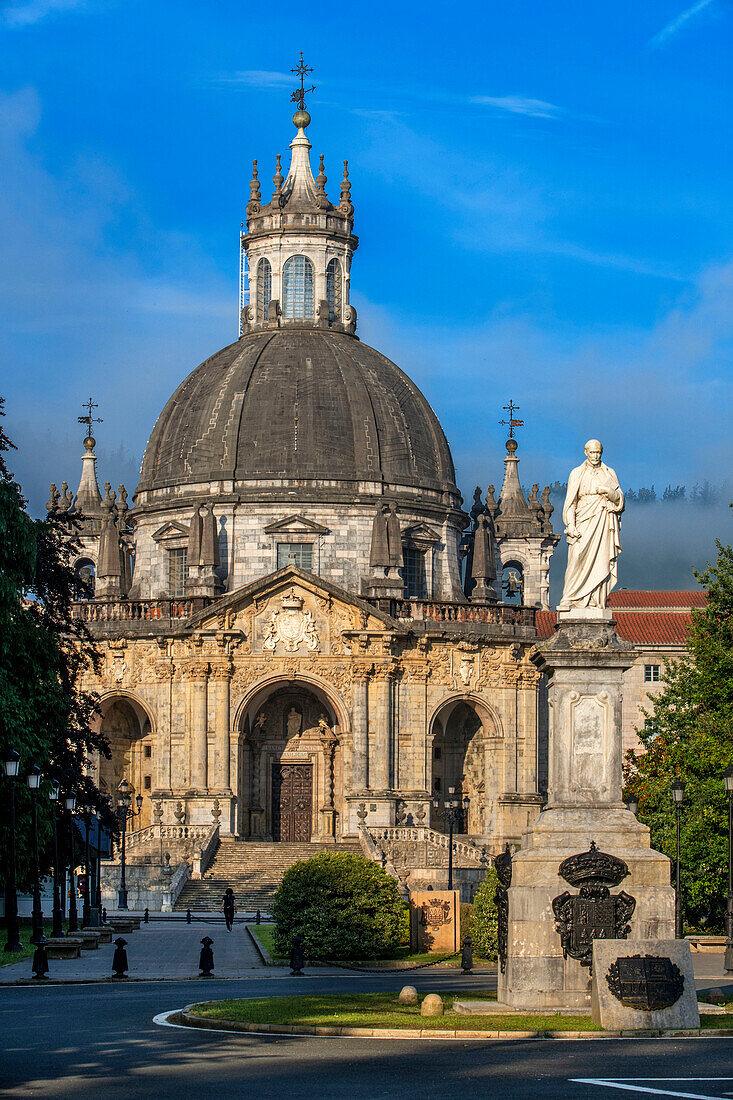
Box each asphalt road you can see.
[2,972,733,1100]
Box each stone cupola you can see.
[241,87,358,336]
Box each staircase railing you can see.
[192,825,220,879]
[124,824,216,852]
[367,825,487,867]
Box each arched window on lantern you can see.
[282,255,314,319]
[501,560,524,605]
[256,258,272,321]
[73,558,96,600]
[326,258,342,323]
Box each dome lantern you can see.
[241,57,358,337]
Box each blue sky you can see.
[1,0,732,580]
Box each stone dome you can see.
[137,328,459,506]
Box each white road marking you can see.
[572,1080,733,1099]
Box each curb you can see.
[245,926,274,966]
[170,1007,733,1041]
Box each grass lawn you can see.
[248,925,494,968]
[189,991,602,1031]
[189,991,733,1033]
[0,921,68,967]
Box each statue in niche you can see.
[286,706,302,741]
[558,439,624,611]
[253,712,267,737]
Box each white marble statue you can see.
[557,439,624,611]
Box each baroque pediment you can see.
[152,520,190,542]
[263,514,330,535]
[184,566,399,655]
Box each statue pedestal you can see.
[497,616,674,1011]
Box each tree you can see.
[271,851,405,960]
[0,401,113,896]
[469,867,499,959]
[624,531,733,930]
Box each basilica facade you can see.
[49,94,562,861]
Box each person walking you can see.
[220,887,237,931]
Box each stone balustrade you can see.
[71,596,211,628]
[368,825,488,868]
[124,823,215,851]
[388,599,536,627]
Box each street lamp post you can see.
[432,787,470,891]
[2,749,22,952]
[48,783,64,938]
[65,791,79,934]
[724,768,733,975]
[671,777,685,939]
[82,803,92,928]
[625,792,639,816]
[116,780,142,911]
[26,765,44,945]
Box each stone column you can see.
[498,613,675,1011]
[369,666,391,791]
[185,660,209,791]
[155,663,174,793]
[350,665,370,790]
[209,663,232,791]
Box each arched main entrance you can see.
[237,681,343,842]
[97,696,154,828]
[430,698,495,838]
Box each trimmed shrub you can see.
[271,851,405,961]
[470,867,499,960]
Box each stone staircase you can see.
[174,838,362,914]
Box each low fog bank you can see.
[547,497,733,606]
[6,419,141,518]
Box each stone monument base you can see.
[497,807,675,1011]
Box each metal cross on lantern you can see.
[499,399,524,439]
[291,53,315,111]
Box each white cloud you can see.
[469,94,563,120]
[3,0,89,27]
[649,0,716,46]
[221,70,293,89]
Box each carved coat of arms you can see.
[263,589,319,653]
[420,900,452,929]
[552,841,636,970]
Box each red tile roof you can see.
[535,605,696,646]
[608,590,706,609]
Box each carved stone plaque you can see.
[606,954,684,1011]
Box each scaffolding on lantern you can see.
[238,222,250,336]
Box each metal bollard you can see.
[199,936,214,977]
[32,944,49,980]
[256,909,261,925]
[102,907,107,923]
[187,908,192,925]
[144,907,149,924]
[461,935,473,974]
[112,937,128,979]
[289,934,305,976]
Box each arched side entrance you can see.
[429,697,501,839]
[237,681,343,842]
[97,695,154,828]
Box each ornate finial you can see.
[499,399,524,442]
[59,482,73,512]
[78,396,102,450]
[116,484,128,518]
[272,153,284,205]
[339,159,353,216]
[485,484,498,518]
[541,485,554,523]
[528,484,541,515]
[247,159,261,215]
[471,486,484,522]
[290,52,315,113]
[102,481,116,511]
[316,154,326,190]
[46,483,60,514]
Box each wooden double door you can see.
[272,763,313,842]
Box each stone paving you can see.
[0,920,268,982]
